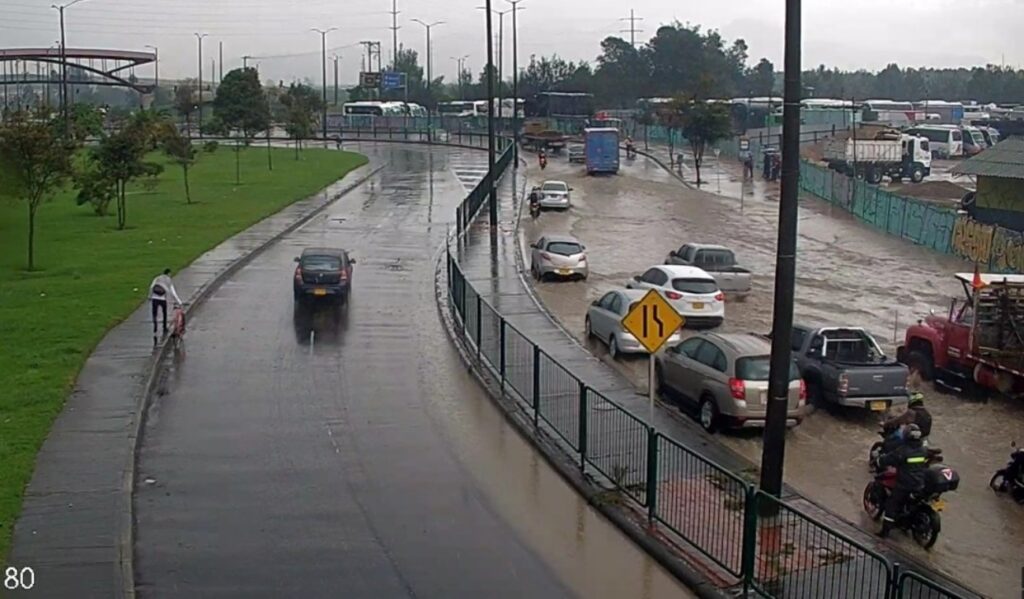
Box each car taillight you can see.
[578,254,587,263]
[715,292,725,302]
[665,290,682,300]
[799,379,807,403]
[728,378,746,400]
[541,252,552,261]
[294,267,302,280]
[339,268,348,281]
[838,373,849,395]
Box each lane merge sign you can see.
[621,290,685,354]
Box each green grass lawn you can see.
[0,146,368,559]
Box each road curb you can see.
[431,247,729,599]
[119,161,384,598]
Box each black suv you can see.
[293,248,355,304]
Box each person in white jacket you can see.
[149,268,182,334]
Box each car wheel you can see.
[584,317,593,339]
[698,396,720,433]
[608,336,620,360]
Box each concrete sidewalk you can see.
[7,160,379,598]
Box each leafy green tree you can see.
[668,96,733,185]
[68,104,105,144]
[747,58,776,96]
[213,68,270,138]
[277,83,323,159]
[0,110,74,270]
[161,125,197,203]
[174,80,197,137]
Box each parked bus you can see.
[906,125,964,158]
[438,101,477,117]
[342,101,405,116]
[861,100,924,126]
[525,92,595,118]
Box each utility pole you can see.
[506,0,522,154]
[620,9,644,47]
[218,41,223,83]
[759,0,803,507]
[389,0,400,66]
[485,0,497,225]
[195,33,208,136]
[411,20,444,122]
[312,28,337,141]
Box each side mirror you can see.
[293,257,300,263]
[633,275,642,282]
[350,258,357,265]
[568,187,574,191]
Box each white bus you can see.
[342,101,409,116]
[438,101,477,117]
[861,100,924,126]
[905,125,963,158]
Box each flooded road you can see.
[134,143,693,598]
[523,152,1023,598]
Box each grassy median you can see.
[0,146,368,559]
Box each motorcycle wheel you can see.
[911,507,941,549]
[990,471,1008,493]
[868,441,884,472]
[862,482,884,521]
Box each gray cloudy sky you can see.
[3,0,1022,87]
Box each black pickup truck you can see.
[790,325,910,412]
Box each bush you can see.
[203,141,219,153]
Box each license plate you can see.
[692,302,705,310]
[931,498,946,512]
[313,288,327,296]
[869,400,888,412]
[557,269,572,275]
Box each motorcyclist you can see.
[884,392,932,439]
[538,149,547,169]
[878,423,929,538]
[528,186,542,215]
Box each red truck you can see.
[898,272,1024,396]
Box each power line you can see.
[619,9,643,47]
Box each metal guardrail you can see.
[441,130,969,599]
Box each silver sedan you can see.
[530,234,589,281]
[585,289,682,358]
[538,180,572,209]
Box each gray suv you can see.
[655,332,806,433]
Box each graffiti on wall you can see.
[951,216,995,264]
[990,226,1024,273]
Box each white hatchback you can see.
[626,265,725,328]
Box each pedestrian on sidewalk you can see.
[740,149,754,179]
[149,268,182,335]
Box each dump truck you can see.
[823,132,932,184]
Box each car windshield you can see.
[736,356,801,381]
[546,242,582,256]
[542,182,567,192]
[671,278,718,294]
[302,255,342,271]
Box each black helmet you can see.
[905,423,923,440]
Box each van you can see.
[906,126,963,159]
[961,126,988,156]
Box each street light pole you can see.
[333,55,340,106]
[195,33,208,136]
[484,0,497,225]
[312,28,337,141]
[759,0,803,506]
[52,0,89,134]
[411,19,444,138]
[505,0,523,156]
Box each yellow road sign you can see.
[621,290,685,354]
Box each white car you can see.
[586,289,682,358]
[538,180,572,209]
[568,144,585,163]
[626,265,725,328]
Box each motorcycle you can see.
[539,153,548,170]
[862,463,959,549]
[868,423,936,473]
[990,442,1024,503]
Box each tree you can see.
[161,126,197,203]
[277,83,323,159]
[212,68,270,138]
[68,104,105,144]
[82,111,166,229]
[0,111,74,270]
[668,97,733,185]
[747,58,776,96]
[174,80,197,137]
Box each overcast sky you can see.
[4,0,1022,88]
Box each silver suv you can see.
[655,332,806,433]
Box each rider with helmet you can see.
[877,423,929,537]
[884,391,932,440]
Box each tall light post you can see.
[759,0,803,508]
[52,0,89,134]
[505,0,523,152]
[333,54,340,106]
[312,27,337,141]
[451,55,469,99]
[194,33,208,136]
[411,19,444,136]
[484,0,496,225]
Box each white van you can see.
[906,125,963,159]
[961,125,988,155]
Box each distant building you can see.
[952,138,1024,230]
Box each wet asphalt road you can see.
[134,143,693,599]
[523,151,1024,598]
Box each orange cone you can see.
[972,264,985,290]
